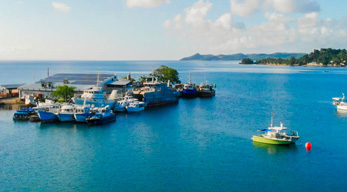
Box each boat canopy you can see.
[260,129,271,131]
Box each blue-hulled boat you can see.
[36,101,60,122]
[180,84,198,98]
[57,104,75,122]
[179,74,198,98]
[13,108,37,121]
[72,86,116,108]
[86,106,116,125]
[74,106,95,123]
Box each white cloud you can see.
[165,1,347,54]
[126,0,170,8]
[52,2,71,13]
[184,0,212,26]
[230,0,261,17]
[230,0,320,16]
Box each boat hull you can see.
[58,113,75,122]
[86,114,116,125]
[198,91,215,97]
[13,112,30,121]
[37,111,58,122]
[114,106,127,112]
[180,89,198,98]
[74,113,92,123]
[252,135,292,145]
[337,105,347,111]
[126,106,145,112]
[29,115,41,122]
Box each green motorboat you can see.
[252,115,300,145]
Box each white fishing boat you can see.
[72,86,116,108]
[74,105,95,123]
[72,71,117,108]
[332,93,345,105]
[57,104,75,122]
[114,95,138,112]
[36,100,61,122]
[86,105,116,125]
[332,93,347,111]
[126,101,145,112]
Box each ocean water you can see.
[1,61,347,191]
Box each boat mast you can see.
[189,73,191,84]
[97,68,100,87]
[270,112,273,127]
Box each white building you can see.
[18,73,119,99]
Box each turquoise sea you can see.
[1,61,347,191]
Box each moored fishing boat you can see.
[72,86,116,108]
[197,83,215,97]
[133,77,180,107]
[180,74,198,98]
[114,95,138,112]
[126,101,145,112]
[13,108,36,121]
[74,105,95,123]
[86,106,116,125]
[57,104,75,122]
[36,100,61,122]
[251,115,300,145]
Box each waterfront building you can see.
[0,84,24,98]
[18,73,133,100]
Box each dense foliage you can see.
[52,85,76,102]
[150,65,181,84]
[255,48,347,66]
[240,58,254,64]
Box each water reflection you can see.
[0,104,26,111]
[252,142,298,155]
[39,122,90,130]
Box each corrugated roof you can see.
[107,79,132,86]
[39,73,114,85]
[0,84,25,89]
[19,83,94,91]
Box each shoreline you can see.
[241,63,346,67]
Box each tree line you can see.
[247,48,347,66]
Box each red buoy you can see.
[305,142,312,150]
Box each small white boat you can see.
[73,86,116,108]
[114,96,138,112]
[57,104,76,122]
[332,93,345,105]
[126,101,145,112]
[332,93,347,111]
[36,100,61,122]
[337,103,347,111]
[86,105,116,125]
[74,105,95,122]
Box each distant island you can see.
[180,52,306,61]
[253,48,347,67]
[181,48,347,67]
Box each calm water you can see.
[1,61,347,191]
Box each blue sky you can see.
[0,0,347,60]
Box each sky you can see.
[1,0,347,60]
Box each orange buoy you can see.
[305,142,312,150]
